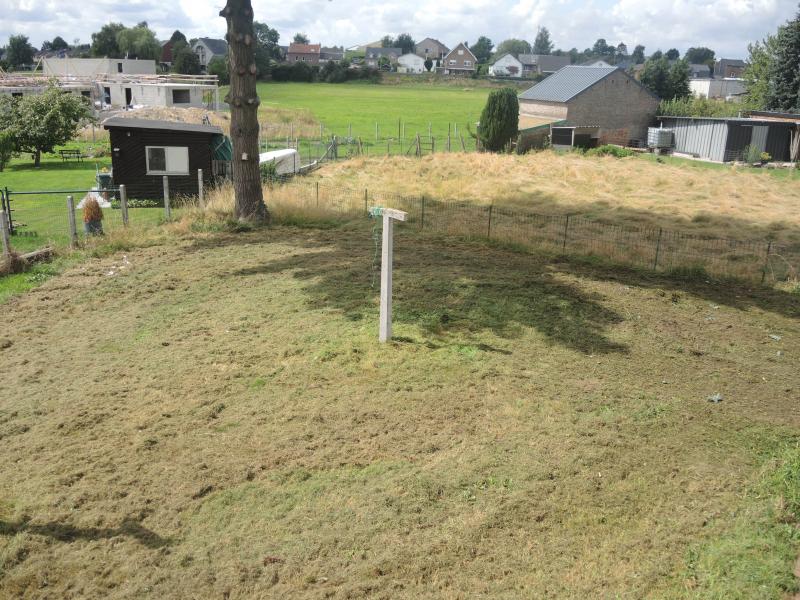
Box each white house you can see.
[690,78,746,101]
[192,38,228,73]
[397,53,426,74]
[488,53,523,77]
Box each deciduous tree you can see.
[116,22,161,60]
[631,44,646,64]
[685,46,715,66]
[171,41,201,74]
[470,36,493,63]
[744,34,777,109]
[91,23,125,58]
[665,48,680,60]
[7,35,35,68]
[293,33,309,44]
[4,86,88,167]
[220,0,268,222]
[395,33,416,54]
[478,87,519,152]
[494,38,531,58]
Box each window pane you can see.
[166,147,189,174]
[148,147,166,172]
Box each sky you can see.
[1,0,797,59]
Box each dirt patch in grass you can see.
[312,152,800,247]
[1,225,798,598]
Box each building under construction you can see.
[0,58,220,112]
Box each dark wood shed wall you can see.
[108,127,215,199]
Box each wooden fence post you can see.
[761,241,773,284]
[0,210,10,257]
[653,228,663,270]
[197,169,204,207]
[562,215,570,253]
[120,185,129,227]
[420,195,425,230]
[163,176,171,220]
[487,203,494,239]
[66,195,78,248]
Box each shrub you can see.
[110,198,158,209]
[586,145,635,158]
[260,160,278,183]
[478,87,519,152]
[0,129,14,171]
[760,152,772,163]
[744,145,762,164]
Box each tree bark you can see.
[220,0,268,222]
[33,149,41,168]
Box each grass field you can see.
[255,82,491,143]
[1,150,166,255]
[1,219,798,598]
[310,152,800,249]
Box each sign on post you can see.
[370,206,407,343]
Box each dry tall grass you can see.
[312,152,800,246]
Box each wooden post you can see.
[653,228,663,270]
[66,195,78,248]
[487,203,493,238]
[163,176,171,220]
[0,210,10,257]
[420,195,425,230]
[120,185,129,226]
[315,181,319,206]
[562,214,570,253]
[364,189,368,214]
[378,208,408,343]
[761,241,773,284]
[197,169,204,207]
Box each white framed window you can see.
[458,49,464,55]
[449,59,456,65]
[146,146,189,176]
[465,60,472,67]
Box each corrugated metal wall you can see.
[661,117,729,162]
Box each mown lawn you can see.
[1,222,798,598]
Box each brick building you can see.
[518,65,659,148]
[287,43,321,65]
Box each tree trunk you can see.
[33,149,41,168]
[220,0,268,222]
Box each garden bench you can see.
[59,149,83,162]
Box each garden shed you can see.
[103,117,229,198]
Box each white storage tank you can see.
[648,127,674,149]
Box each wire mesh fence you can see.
[263,179,799,284]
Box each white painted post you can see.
[120,184,129,226]
[0,211,10,257]
[163,176,171,220]
[378,208,407,343]
[66,196,78,248]
[197,169,204,207]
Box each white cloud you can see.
[0,0,795,57]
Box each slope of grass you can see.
[309,151,800,248]
[1,222,798,598]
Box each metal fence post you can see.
[120,185,129,226]
[653,228,663,270]
[66,195,78,248]
[3,187,13,235]
[197,169,204,207]
[562,215,570,253]
[487,203,494,239]
[0,211,10,257]
[163,176,171,220]
[761,241,773,284]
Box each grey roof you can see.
[197,38,228,56]
[518,54,570,71]
[102,117,223,135]
[365,47,402,58]
[519,66,619,102]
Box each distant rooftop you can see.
[102,117,223,135]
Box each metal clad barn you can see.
[658,116,798,162]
